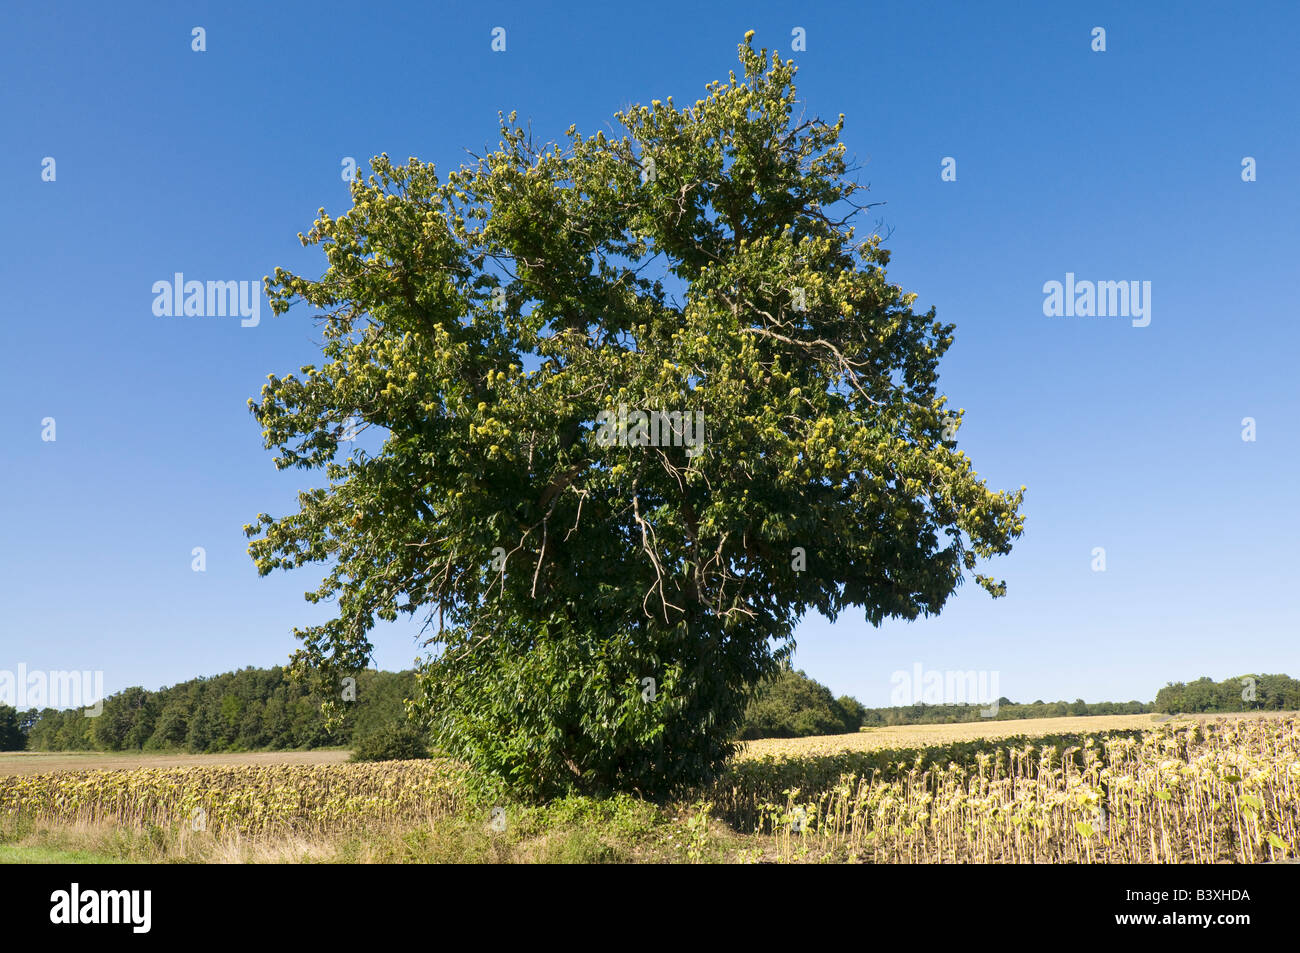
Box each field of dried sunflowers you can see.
[0,760,467,837]
[721,716,1300,862]
[1,715,1296,862]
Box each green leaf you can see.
[248,35,1026,799]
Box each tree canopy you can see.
[0,706,24,752]
[20,667,416,753]
[739,667,863,739]
[247,33,1025,798]
[1155,674,1300,713]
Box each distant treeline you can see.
[3,667,1296,753]
[1154,674,1300,714]
[856,697,1153,726]
[738,668,1152,738]
[4,667,417,753]
[742,670,1300,738]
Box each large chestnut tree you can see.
[247,35,1025,798]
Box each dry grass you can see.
[0,793,679,864]
[736,711,1297,761]
[0,748,351,777]
[8,712,1289,777]
[5,712,1298,863]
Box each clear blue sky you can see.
[3,0,1296,707]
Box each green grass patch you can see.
[0,844,122,864]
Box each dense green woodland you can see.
[4,668,1292,753]
[1153,674,1300,714]
[5,667,416,753]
